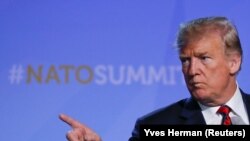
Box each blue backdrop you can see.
[1,0,250,141]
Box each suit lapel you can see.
[241,90,250,122]
[180,90,250,125]
[180,98,206,124]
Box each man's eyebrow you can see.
[179,54,189,58]
[179,51,210,58]
[195,52,209,56]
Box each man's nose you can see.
[188,59,199,76]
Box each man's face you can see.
[179,33,235,106]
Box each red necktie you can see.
[217,105,232,125]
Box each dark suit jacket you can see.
[128,90,250,141]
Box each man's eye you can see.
[201,56,208,60]
[180,58,190,65]
[200,56,211,62]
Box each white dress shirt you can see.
[198,85,249,125]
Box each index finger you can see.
[59,113,84,129]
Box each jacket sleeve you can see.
[128,119,141,141]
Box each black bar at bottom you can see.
[140,125,250,140]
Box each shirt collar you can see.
[198,83,240,112]
[198,83,249,124]
[225,84,242,116]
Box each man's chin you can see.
[191,90,209,101]
[192,94,216,106]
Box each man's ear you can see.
[228,53,241,74]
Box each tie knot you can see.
[217,105,231,115]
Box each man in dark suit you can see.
[59,16,250,141]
